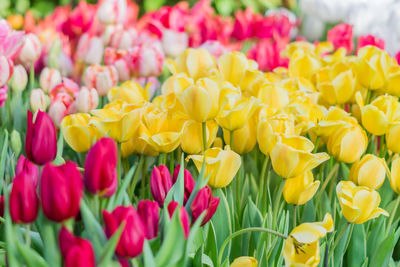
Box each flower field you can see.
[2,0,400,266]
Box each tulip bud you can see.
[48,100,68,128]
[75,87,99,113]
[102,206,145,258]
[127,41,165,77]
[283,171,320,205]
[17,33,41,65]
[0,196,4,218]
[40,161,83,222]
[15,155,39,187]
[59,227,96,267]
[0,85,8,107]
[83,64,118,97]
[150,165,173,206]
[76,34,104,65]
[327,23,354,54]
[167,201,190,239]
[172,165,195,204]
[84,138,117,197]
[25,110,57,165]
[161,30,188,58]
[387,125,400,154]
[39,67,62,94]
[9,64,27,92]
[10,130,21,156]
[10,171,39,223]
[349,154,387,189]
[137,200,159,239]
[230,257,258,267]
[390,155,400,194]
[191,186,220,226]
[0,56,13,87]
[30,89,48,112]
[97,0,127,25]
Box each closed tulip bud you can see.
[103,206,145,258]
[48,100,68,128]
[30,89,48,112]
[191,186,220,226]
[25,110,57,165]
[257,83,289,110]
[349,154,388,189]
[217,52,255,87]
[387,124,400,153]
[76,34,104,65]
[0,56,13,87]
[107,80,148,105]
[283,171,319,205]
[0,85,7,107]
[10,130,21,156]
[188,146,241,188]
[15,155,39,187]
[84,64,118,97]
[39,67,62,94]
[17,33,41,64]
[97,0,127,25]
[150,165,173,206]
[288,49,322,81]
[41,161,83,222]
[223,116,257,154]
[167,201,190,239]
[336,181,388,224]
[137,200,159,239]
[128,41,165,77]
[173,165,195,204]
[84,138,117,197]
[75,87,99,113]
[10,171,39,223]
[59,227,96,267]
[230,257,258,267]
[181,120,219,154]
[390,155,400,194]
[327,23,354,53]
[162,30,188,58]
[9,64,27,92]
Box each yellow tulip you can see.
[167,48,216,80]
[213,137,223,148]
[223,115,257,154]
[257,83,289,110]
[288,49,322,82]
[107,80,149,104]
[217,51,255,86]
[230,256,258,267]
[283,213,333,267]
[386,124,400,153]
[356,45,392,90]
[337,181,389,224]
[283,171,320,205]
[314,107,358,140]
[349,154,388,189]
[389,155,400,194]
[180,120,218,154]
[187,146,241,188]
[385,64,400,97]
[270,135,329,178]
[121,123,159,158]
[90,100,142,143]
[161,73,194,96]
[61,113,101,152]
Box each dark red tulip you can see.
[59,227,95,267]
[191,186,220,226]
[9,171,39,224]
[0,196,4,218]
[40,161,83,222]
[25,110,57,165]
[150,165,172,206]
[84,137,117,197]
[172,165,195,204]
[167,201,190,239]
[137,200,159,239]
[15,155,39,187]
[103,206,145,258]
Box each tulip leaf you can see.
[98,222,125,267]
[36,216,62,267]
[346,224,366,267]
[143,240,157,267]
[183,212,206,266]
[367,216,386,258]
[164,153,185,206]
[369,227,400,267]
[107,162,137,210]
[333,219,353,267]
[211,189,232,258]
[0,130,8,191]
[15,240,49,267]
[185,160,211,213]
[52,134,65,165]
[205,222,218,266]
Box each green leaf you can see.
[165,154,185,206]
[211,189,232,259]
[369,227,400,267]
[215,0,234,15]
[346,224,366,267]
[107,163,137,210]
[37,217,62,266]
[367,217,386,258]
[205,222,218,266]
[185,160,210,212]
[52,133,65,165]
[143,240,157,267]
[80,200,107,254]
[15,241,49,267]
[143,0,166,11]
[98,222,125,267]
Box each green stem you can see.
[293,205,297,228]
[202,122,207,152]
[117,142,122,185]
[257,156,270,210]
[217,227,287,266]
[316,162,340,201]
[169,151,175,174]
[329,223,351,258]
[230,130,234,149]
[365,90,372,105]
[313,136,320,153]
[29,63,34,91]
[129,156,144,199]
[386,195,400,236]
[25,224,31,246]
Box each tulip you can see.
[283,213,333,267]
[39,67,62,94]
[389,155,400,194]
[40,161,83,222]
[10,171,39,224]
[327,23,354,53]
[75,87,99,113]
[167,201,190,239]
[172,165,195,204]
[283,171,320,205]
[15,155,39,187]
[217,52,254,86]
[287,48,322,81]
[223,116,257,154]
[83,64,118,97]
[0,85,8,107]
[84,138,117,197]
[150,165,173,206]
[199,41,228,59]
[9,64,27,92]
[10,130,21,155]
[230,257,258,267]
[48,100,68,128]
[180,120,219,154]
[59,227,95,267]
[257,83,289,110]
[357,35,385,52]
[120,123,159,157]
[107,80,148,105]
[247,39,289,72]
[336,181,388,224]
[104,25,136,50]
[25,110,57,165]
[127,41,165,77]
[0,56,13,87]
[76,34,104,65]
[103,206,145,258]
[188,146,241,188]
[0,196,4,218]
[17,33,41,65]
[191,186,220,226]
[162,29,188,58]
[385,65,400,97]
[97,0,127,25]
[387,124,400,153]
[137,200,159,239]
[231,8,255,40]
[270,135,329,178]
[349,154,388,189]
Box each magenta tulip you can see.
[150,165,172,206]
[191,186,220,226]
[172,165,195,204]
[15,155,39,187]
[59,227,95,267]
[167,201,190,239]
[137,200,159,239]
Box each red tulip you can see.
[191,186,220,226]
[357,35,385,53]
[59,227,95,267]
[10,171,39,224]
[40,161,83,222]
[15,155,39,187]
[150,165,172,206]
[167,201,190,239]
[327,23,354,54]
[137,200,159,239]
[25,110,57,165]
[172,165,195,204]
[84,137,117,197]
[103,206,145,258]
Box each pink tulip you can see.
[97,0,127,25]
[327,23,354,54]
[48,100,68,128]
[150,165,173,207]
[39,67,62,94]
[137,200,159,239]
[75,87,98,113]
[357,35,385,53]
[30,88,48,112]
[104,25,137,50]
[172,165,195,205]
[15,155,39,187]
[17,33,41,65]
[247,38,289,72]
[0,56,13,87]
[199,41,228,59]
[0,19,25,59]
[161,29,188,58]
[83,64,118,96]
[191,186,220,226]
[231,8,257,40]
[104,48,130,82]
[126,40,165,77]
[167,201,190,239]
[0,85,8,107]
[75,34,104,65]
